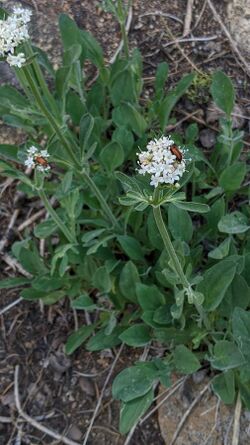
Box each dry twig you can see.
[140,377,186,425]
[207,0,250,77]
[169,382,210,445]
[232,392,242,445]
[1,254,32,278]
[0,209,19,254]
[0,297,23,316]
[14,366,80,445]
[82,343,124,445]
[183,0,194,36]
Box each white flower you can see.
[40,149,49,158]
[24,156,35,168]
[0,7,31,60]
[6,52,26,67]
[27,145,38,155]
[137,136,187,188]
[12,7,32,24]
[24,146,50,173]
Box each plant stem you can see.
[22,66,80,167]
[25,43,60,118]
[120,21,129,58]
[22,64,119,229]
[79,170,119,229]
[38,189,76,244]
[153,204,190,290]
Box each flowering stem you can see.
[153,204,190,290]
[79,170,119,229]
[22,65,80,167]
[22,65,119,229]
[38,189,76,244]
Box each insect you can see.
[34,155,49,167]
[170,144,183,162]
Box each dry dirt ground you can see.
[0,1,250,444]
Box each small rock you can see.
[192,369,207,384]
[67,424,83,441]
[199,129,216,148]
[79,377,95,397]
[49,352,71,374]
[1,391,15,408]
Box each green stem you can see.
[23,66,80,167]
[38,189,76,244]
[120,21,129,58]
[153,204,190,290]
[25,43,60,118]
[79,170,119,229]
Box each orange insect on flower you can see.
[34,156,49,167]
[170,144,183,163]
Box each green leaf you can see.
[211,71,235,116]
[119,261,141,301]
[100,141,124,171]
[18,248,48,275]
[154,327,194,344]
[173,201,210,214]
[0,144,18,161]
[208,237,231,260]
[112,103,147,137]
[79,113,95,154]
[112,126,134,157]
[197,259,236,311]
[119,324,151,347]
[219,162,246,192]
[117,235,144,261]
[232,307,250,359]
[86,327,123,351]
[42,290,65,305]
[239,381,250,410]
[168,203,193,242]
[173,345,200,374]
[119,388,154,434]
[34,220,57,238]
[21,288,46,300]
[136,283,165,311]
[218,212,249,234]
[153,305,172,325]
[154,62,169,101]
[112,363,157,402]
[65,324,95,354]
[79,29,104,69]
[110,68,137,106]
[71,294,97,311]
[32,275,65,292]
[92,266,112,293]
[0,85,28,109]
[59,14,81,51]
[159,73,195,129]
[210,341,245,370]
[211,370,235,404]
[0,277,31,289]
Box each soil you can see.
[0,1,250,444]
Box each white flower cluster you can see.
[137,136,186,187]
[0,6,32,67]
[24,146,50,172]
